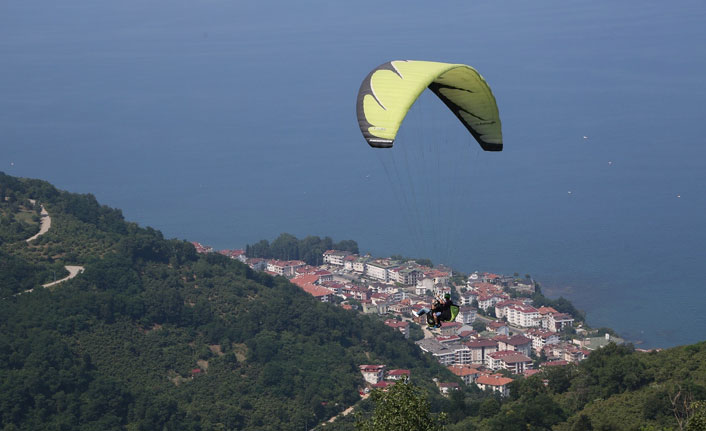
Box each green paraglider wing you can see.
[449,305,460,322]
[356,60,502,151]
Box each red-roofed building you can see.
[476,293,507,311]
[458,330,477,340]
[294,265,318,275]
[495,335,532,357]
[525,328,560,353]
[371,292,391,305]
[360,365,385,384]
[388,302,412,315]
[300,283,335,302]
[343,254,357,271]
[291,274,321,288]
[218,249,246,262]
[524,369,542,377]
[191,242,213,254]
[504,304,540,327]
[246,258,267,271]
[537,306,559,316]
[486,350,533,374]
[486,321,510,336]
[494,299,526,318]
[447,365,482,384]
[475,374,513,397]
[465,339,499,365]
[266,259,306,277]
[320,281,345,293]
[384,320,410,339]
[544,312,575,332]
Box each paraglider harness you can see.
[418,297,459,328]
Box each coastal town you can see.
[193,242,625,398]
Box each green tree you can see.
[688,401,706,431]
[356,380,446,431]
[571,414,593,431]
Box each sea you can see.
[2,0,705,349]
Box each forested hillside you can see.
[0,173,463,430]
[2,172,705,431]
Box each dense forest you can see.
[245,233,359,266]
[1,172,706,430]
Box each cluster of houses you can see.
[192,243,620,397]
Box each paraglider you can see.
[416,293,459,329]
[356,60,503,151]
[355,60,504,263]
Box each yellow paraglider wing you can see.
[356,60,503,151]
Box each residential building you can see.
[545,312,575,332]
[323,250,352,266]
[415,277,435,296]
[389,267,422,286]
[486,321,509,336]
[360,365,385,384]
[266,259,306,277]
[447,365,482,384]
[440,322,462,336]
[299,283,335,302]
[504,304,540,328]
[343,255,357,271]
[494,299,525,319]
[476,293,505,311]
[465,339,499,365]
[246,258,267,271]
[460,291,477,306]
[525,328,560,353]
[367,260,397,282]
[485,351,533,374]
[353,256,370,273]
[384,320,410,339]
[495,335,532,357]
[456,306,477,324]
[475,374,513,397]
[415,339,471,366]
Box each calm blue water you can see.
[2,1,705,348]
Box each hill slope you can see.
[1,173,459,430]
[2,173,706,431]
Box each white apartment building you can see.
[367,261,396,282]
[359,365,385,384]
[457,306,477,324]
[475,374,513,397]
[505,304,540,328]
[486,351,533,374]
[525,328,560,353]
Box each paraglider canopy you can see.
[356,60,503,151]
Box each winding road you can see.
[25,200,51,243]
[42,265,85,288]
[17,201,84,293]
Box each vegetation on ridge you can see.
[1,172,706,430]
